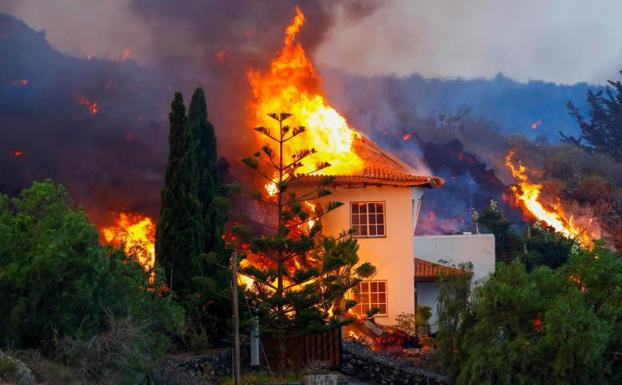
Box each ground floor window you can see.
[353,280,388,316]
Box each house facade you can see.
[298,136,443,324]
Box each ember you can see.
[77,95,99,115]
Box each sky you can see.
[1,0,622,84]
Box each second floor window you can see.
[351,202,385,237]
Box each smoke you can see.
[0,1,383,227]
[315,0,622,85]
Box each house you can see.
[298,135,496,326]
[414,234,496,330]
[297,135,443,325]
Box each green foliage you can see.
[477,200,521,263]
[0,180,184,381]
[156,92,205,299]
[521,222,575,270]
[566,71,622,161]
[187,87,231,343]
[437,245,622,385]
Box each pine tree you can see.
[565,71,622,160]
[233,112,375,370]
[156,92,204,298]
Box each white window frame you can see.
[350,201,386,238]
[353,280,388,317]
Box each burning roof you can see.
[296,134,444,188]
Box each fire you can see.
[505,151,592,247]
[101,212,156,272]
[247,6,364,179]
[78,95,99,115]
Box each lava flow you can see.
[100,212,156,272]
[247,6,364,184]
[505,151,593,247]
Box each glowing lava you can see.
[505,151,592,247]
[101,212,156,272]
[247,6,363,180]
[78,95,99,115]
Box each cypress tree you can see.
[156,92,204,298]
[187,87,224,255]
[187,87,231,339]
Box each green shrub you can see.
[437,244,622,385]
[0,180,184,381]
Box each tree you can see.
[156,92,204,298]
[477,199,521,263]
[187,87,224,255]
[187,87,231,342]
[437,244,622,385]
[233,112,375,369]
[566,71,622,160]
[0,180,183,378]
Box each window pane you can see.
[360,214,367,224]
[369,215,376,224]
[377,225,384,236]
[360,283,368,293]
[379,304,387,314]
[369,226,377,236]
[352,204,359,214]
[369,204,376,213]
[371,293,378,303]
[377,214,384,225]
[379,293,386,303]
[352,215,359,225]
[376,203,384,214]
[360,204,367,214]
[370,281,378,291]
[378,281,386,291]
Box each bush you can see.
[0,180,184,381]
[437,244,622,385]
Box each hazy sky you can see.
[2,0,622,84]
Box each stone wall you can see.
[157,347,249,385]
[340,344,448,385]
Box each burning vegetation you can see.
[100,212,156,272]
[505,151,596,247]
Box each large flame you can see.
[247,7,364,179]
[505,151,592,247]
[101,212,156,272]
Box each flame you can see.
[78,95,98,115]
[101,212,156,273]
[247,6,363,179]
[505,151,592,247]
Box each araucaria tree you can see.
[156,92,204,298]
[233,112,375,364]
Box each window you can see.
[351,202,385,237]
[353,280,388,316]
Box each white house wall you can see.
[319,185,425,325]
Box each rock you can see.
[0,350,36,385]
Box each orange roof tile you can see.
[415,258,472,282]
[296,135,444,188]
